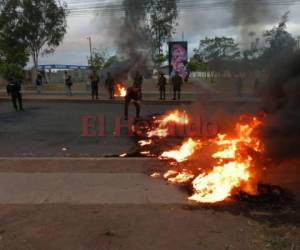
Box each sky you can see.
[34,0,300,67]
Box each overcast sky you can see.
[34,0,300,67]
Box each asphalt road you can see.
[0,158,259,250]
[0,101,190,157]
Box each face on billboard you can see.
[169,43,188,80]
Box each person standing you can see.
[157,73,167,100]
[172,71,183,100]
[133,71,143,100]
[64,71,73,96]
[124,84,141,120]
[6,77,23,111]
[90,71,100,100]
[105,72,115,99]
[36,72,43,94]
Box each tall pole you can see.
[87,37,93,65]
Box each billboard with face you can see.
[169,42,188,80]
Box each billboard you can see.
[169,41,188,80]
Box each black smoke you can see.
[232,0,288,47]
[260,52,300,161]
[116,0,151,74]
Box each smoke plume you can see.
[260,52,300,161]
[232,0,286,47]
[110,0,151,74]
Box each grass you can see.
[252,224,300,250]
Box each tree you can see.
[0,0,28,81]
[145,0,178,59]
[262,12,296,62]
[21,0,67,69]
[187,58,203,73]
[103,56,119,69]
[194,37,241,81]
[0,0,29,67]
[0,63,24,80]
[88,48,120,71]
[0,0,67,70]
[196,37,241,62]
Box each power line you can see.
[66,0,300,16]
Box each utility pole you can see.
[87,37,93,65]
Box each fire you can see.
[189,161,251,203]
[114,83,127,97]
[164,169,195,184]
[160,138,200,162]
[162,110,190,124]
[147,110,189,138]
[189,116,262,203]
[138,140,152,146]
[143,110,264,204]
[151,172,161,178]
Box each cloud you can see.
[32,1,300,66]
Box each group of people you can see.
[157,71,183,101]
[86,71,143,101]
[6,70,184,119]
[35,70,184,102]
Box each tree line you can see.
[0,0,178,79]
[0,0,67,80]
[188,12,299,82]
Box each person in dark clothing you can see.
[157,73,167,100]
[105,72,115,99]
[7,78,23,111]
[90,71,100,100]
[133,71,143,100]
[124,85,141,120]
[172,72,183,100]
[36,72,43,94]
[64,71,73,96]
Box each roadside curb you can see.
[0,97,262,104]
[0,97,194,105]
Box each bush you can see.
[0,63,24,81]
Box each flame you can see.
[162,110,190,124]
[147,110,189,138]
[160,138,200,162]
[164,169,195,184]
[138,140,152,146]
[189,161,251,203]
[114,83,127,97]
[142,111,264,204]
[141,151,151,156]
[151,172,161,178]
[189,116,262,203]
